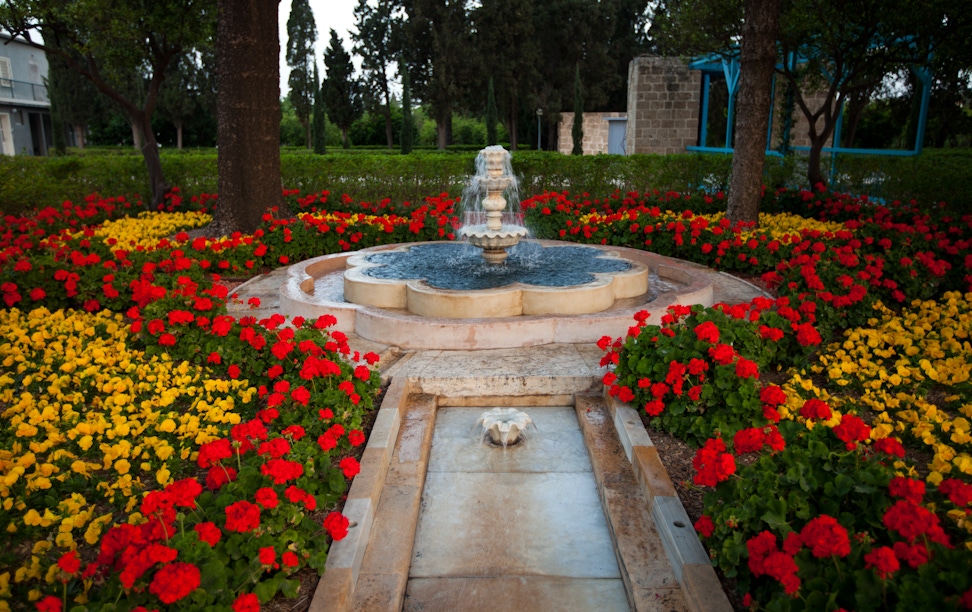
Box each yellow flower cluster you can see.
[0,307,255,598]
[87,210,212,249]
[576,209,845,244]
[812,292,972,488]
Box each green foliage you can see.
[286,0,318,148]
[401,67,414,154]
[323,28,363,149]
[486,77,498,146]
[313,63,327,155]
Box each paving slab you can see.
[427,406,592,474]
[404,576,631,611]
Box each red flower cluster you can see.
[732,426,785,455]
[225,500,261,533]
[692,437,736,487]
[832,414,871,450]
[149,562,200,604]
[323,511,350,541]
[340,456,361,478]
[194,522,222,547]
[799,398,832,421]
[864,546,900,580]
[746,531,801,594]
[260,458,304,484]
[797,515,851,558]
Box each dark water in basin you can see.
[361,242,632,291]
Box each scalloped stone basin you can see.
[278,240,715,350]
[476,408,534,447]
[343,242,649,319]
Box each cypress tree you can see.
[286,0,318,148]
[323,29,362,149]
[486,77,498,146]
[312,62,327,154]
[571,64,584,155]
[401,65,413,154]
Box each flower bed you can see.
[2,184,971,610]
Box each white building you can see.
[0,32,52,156]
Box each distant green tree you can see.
[323,29,363,149]
[486,76,498,146]
[572,64,583,155]
[531,0,618,151]
[399,0,472,149]
[470,0,539,150]
[287,0,318,149]
[352,0,401,149]
[0,0,215,206]
[158,51,205,149]
[604,0,653,111]
[46,46,99,150]
[312,62,327,154]
[401,65,414,154]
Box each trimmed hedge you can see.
[2,147,968,215]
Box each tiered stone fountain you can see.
[456,145,529,264]
[278,145,715,348]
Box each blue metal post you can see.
[722,58,740,148]
[699,73,710,146]
[913,67,932,154]
[829,100,844,188]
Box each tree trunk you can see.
[341,127,350,149]
[74,125,86,149]
[131,122,141,150]
[304,120,312,149]
[135,110,170,208]
[436,109,450,150]
[210,0,284,236]
[384,107,393,149]
[176,121,184,150]
[807,135,826,188]
[726,0,779,226]
[509,104,518,151]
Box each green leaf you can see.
[254,576,282,602]
[760,498,789,531]
[281,577,301,599]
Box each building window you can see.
[0,57,12,88]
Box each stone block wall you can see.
[625,56,701,155]
[557,112,626,155]
[769,78,835,150]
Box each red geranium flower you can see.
[864,546,899,580]
[233,594,260,612]
[225,500,261,533]
[340,457,361,479]
[149,562,201,604]
[799,515,851,558]
[57,550,81,575]
[323,511,350,540]
[194,522,222,547]
[35,596,62,612]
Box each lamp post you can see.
[536,108,543,151]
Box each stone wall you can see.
[625,55,701,154]
[557,112,626,155]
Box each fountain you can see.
[476,407,534,447]
[456,145,528,264]
[277,145,716,349]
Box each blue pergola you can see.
[685,52,932,159]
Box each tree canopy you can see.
[323,28,363,149]
[0,0,215,206]
[287,0,317,149]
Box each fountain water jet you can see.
[457,145,528,264]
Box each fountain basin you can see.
[278,241,715,350]
[344,242,648,318]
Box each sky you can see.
[279,0,360,97]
